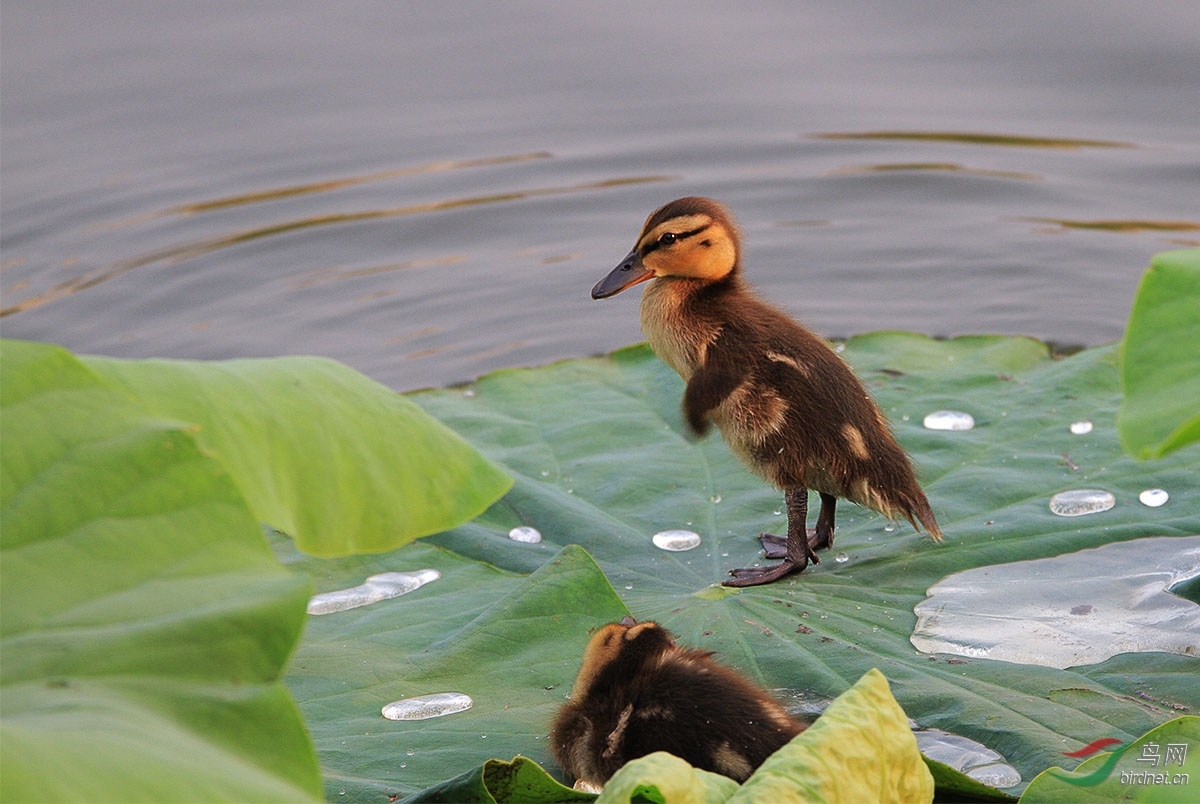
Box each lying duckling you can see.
[592,197,942,586]
[550,616,806,787]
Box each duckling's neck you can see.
[640,274,740,379]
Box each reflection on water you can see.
[911,536,1200,668]
[292,255,469,290]
[0,172,672,318]
[1020,218,1200,233]
[169,153,553,217]
[825,162,1042,181]
[811,131,1135,149]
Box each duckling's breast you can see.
[639,278,721,379]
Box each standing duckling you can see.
[592,197,942,586]
[550,616,806,787]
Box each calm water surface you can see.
[3,2,1198,391]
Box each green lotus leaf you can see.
[0,340,321,802]
[1118,248,1200,459]
[83,351,512,557]
[399,755,594,803]
[598,752,738,804]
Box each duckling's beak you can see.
[591,248,652,299]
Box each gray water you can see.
[3,2,1198,391]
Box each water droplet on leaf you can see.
[507,526,542,543]
[1139,488,1169,507]
[914,728,1021,789]
[382,692,473,721]
[307,570,441,615]
[923,410,975,431]
[1049,488,1115,517]
[652,530,702,551]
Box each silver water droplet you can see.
[710,494,722,504]
[884,522,896,533]
[1139,488,1169,507]
[834,552,850,563]
[507,526,542,543]
[914,728,1021,790]
[307,570,440,615]
[968,763,1022,789]
[1049,488,1115,517]
[382,692,473,721]
[923,410,975,431]
[652,529,702,551]
[1069,420,1093,435]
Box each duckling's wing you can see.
[680,338,748,435]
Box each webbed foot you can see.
[759,530,822,560]
[723,556,808,587]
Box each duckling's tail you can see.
[883,480,943,542]
[903,494,944,542]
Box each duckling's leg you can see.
[809,492,837,550]
[759,492,837,557]
[724,487,819,587]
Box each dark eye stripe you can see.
[644,223,711,254]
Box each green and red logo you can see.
[1051,736,1189,787]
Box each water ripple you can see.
[0,172,673,317]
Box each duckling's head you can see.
[592,196,740,299]
[568,615,674,701]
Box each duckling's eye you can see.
[658,232,678,246]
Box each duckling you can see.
[592,197,942,586]
[550,616,806,787]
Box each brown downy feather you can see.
[592,196,942,587]
[550,618,806,787]
[640,240,942,541]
